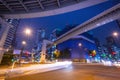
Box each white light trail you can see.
[6,61,72,78]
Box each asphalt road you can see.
[5,63,120,80]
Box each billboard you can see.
[13,49,21,54]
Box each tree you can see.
[1,51,14,65]
[59,48,71,59]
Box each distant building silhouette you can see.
[35,28,46,51]
[36,28,46,43]
[94,38,103,56]
[106,36,116,46]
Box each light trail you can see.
[6,61,72,78]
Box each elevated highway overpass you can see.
[0,0,106,19]
[54,3,120,45]
[40,3,120,63]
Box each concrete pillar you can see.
[40,40,52,63]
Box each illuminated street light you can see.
[113,32,118,37]
[19,41,26,66]
[25,28,31,36]
[24,28,32,41]
[22,41,26,45]
[78,43,82,47]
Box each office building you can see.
[4,19,20,49]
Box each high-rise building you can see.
[50,28,61,41]
[0,21,10,49]
[106,36,116,46]
[35,28,46,51]
[36,28,46,43]
[0,18,19,63]
[94,38,102,55]
[106,36,119,60]
[3,19,20,49]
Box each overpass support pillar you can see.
[40,40,53,63]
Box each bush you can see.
[1,53,14,65]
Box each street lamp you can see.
[24,28,32,41]
[19,41,26,66]
[112,32,119,61]
[78,43,82,47]
[22,41,26,45]
[24,28,32,40]
[113,32,119,44]
[113,32,118,37]
[25,28,31,35]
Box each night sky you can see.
[16,0,120,50]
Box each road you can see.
[5,63,120,80]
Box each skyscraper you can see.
[0,21,10,49]
[36,28,46,43]
[35,28,46,51]
[4,19,20,49]
[0,18,19,63]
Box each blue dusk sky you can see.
[16,0,120,50]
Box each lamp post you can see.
[24,28,31,52]
[31,49,35,62]
[113,32,119,46]
[78,43,83,62]
[112,32,119,61]
[19,41,26,66]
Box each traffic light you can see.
[89,50,96,57]
[111,51,116,55]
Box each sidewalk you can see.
[0,63,40,80]
[0,63,39,76]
